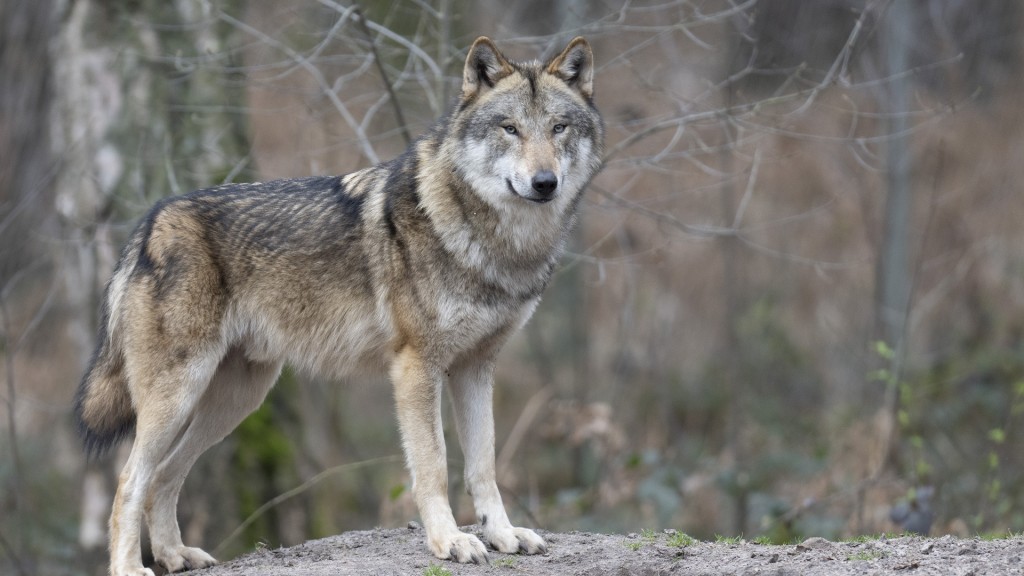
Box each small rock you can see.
[407,521,421,530]
[768,553,780,563]
[797,537,832,551]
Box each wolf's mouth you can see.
[506,179,553,204]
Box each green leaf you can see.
[874,340,895,360]
[898,409,910,427]
[988,428,1006,444]
[389,484,406,501]
[915,459,932,476]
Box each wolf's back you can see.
[74,230,142,457]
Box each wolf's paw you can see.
[154,545,217,573]
[429,530,490,564]
[485,526,547,555]
[110,567,156,576]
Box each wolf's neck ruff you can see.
[413,147,563,294]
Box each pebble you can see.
[797,537,832,550]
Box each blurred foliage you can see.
[898,348,1024,531]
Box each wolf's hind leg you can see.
[109,360,219,576]
[448,359,546,556]
[145,350,282,573]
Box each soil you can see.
[193,526,1024,576]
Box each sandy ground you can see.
[192,526,1024,576]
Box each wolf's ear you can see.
[462,37,514,100]
[546,37,594,100]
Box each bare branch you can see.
[317,0,443,80]
[731,146,760,230]
[791,0,875,115]
[213,455,403,556]
[217,9,381,164]
[353,5,412,146]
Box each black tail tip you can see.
[73,400,135,460]
[77,421,135,460]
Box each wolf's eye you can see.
[553,124,566,134]
[503,125,518,135]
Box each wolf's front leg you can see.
[391,347,489,564]
[448,358,547,556]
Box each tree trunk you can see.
[873,0,915,479]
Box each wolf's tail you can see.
[74,238,141,457]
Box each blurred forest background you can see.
[2,0,1024,574]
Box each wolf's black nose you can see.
[531,171,558,197]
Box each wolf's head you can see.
[446,37,604,213]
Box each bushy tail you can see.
[74,240,141,457]
[74,327,135,458]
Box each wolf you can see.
[74,36,603,575]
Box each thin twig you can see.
[213,454,403,555]
[590,182,732,238]
[353,5,411,146]
[731,146,761,230]
[791,0,874,115]
[221,155,250,185]
[317,0,442,80]
[217,10,381,164]
[496,387,553,479]
[436,0,451,108]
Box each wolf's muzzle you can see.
[531,170,558,199]
[506,176,554,204]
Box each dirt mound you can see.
[192,527,1024,576]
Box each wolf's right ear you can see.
[462,37,514,100]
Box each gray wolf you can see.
[74,36,603,575]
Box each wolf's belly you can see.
[224,297,395,378]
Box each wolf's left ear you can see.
[546,37,594,99]
[463,37,514,100]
